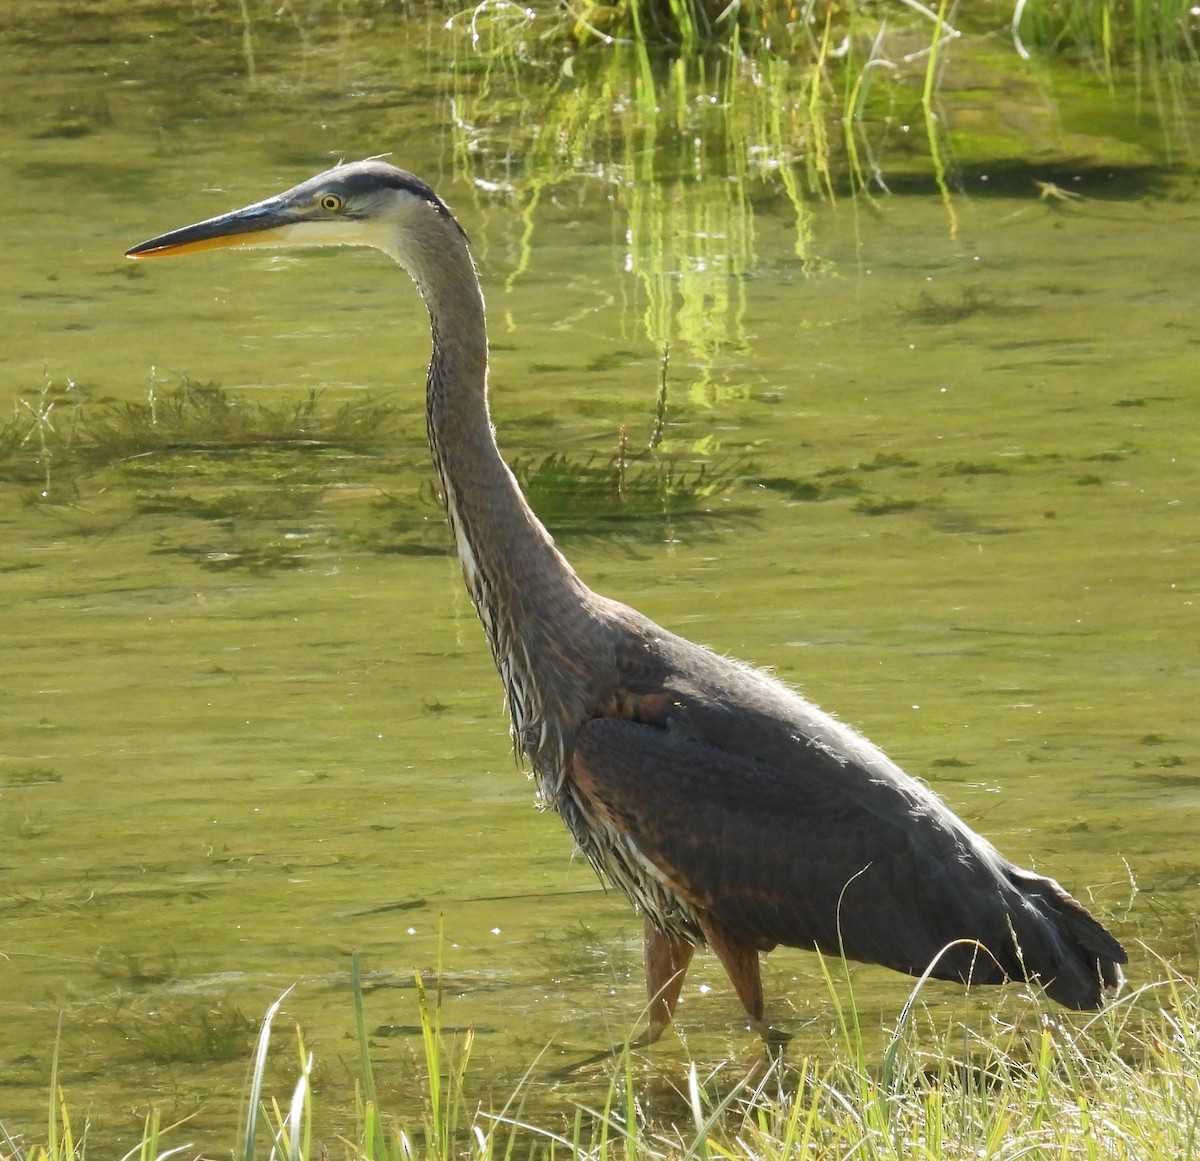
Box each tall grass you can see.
[5,965,1200,1160]
[546,0,953,57]
[1011,0,1198,70]
[455,0,1198,64]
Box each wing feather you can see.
[573,716,1025,984]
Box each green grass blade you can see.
[238,985,294,1161]
[352,950,389,1161]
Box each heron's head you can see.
[126,159,464,263]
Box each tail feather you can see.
[1009,868,1127,1008]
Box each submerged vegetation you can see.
[5,962,1200,1160]
[0,352,1175,565]
[0,376,402,491]
[0,376,751,558]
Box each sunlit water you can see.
[1,3,1198,1150]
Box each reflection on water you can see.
[1,2,1198,1151]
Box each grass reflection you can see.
[445,6,1196,394]
[446,41,843,383]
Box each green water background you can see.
[0,1,1197,1149]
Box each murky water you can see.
[1,2,1198,1151]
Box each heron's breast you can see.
[558,742,703,943]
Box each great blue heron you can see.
[127,160,1126,1042]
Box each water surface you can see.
[1,2,1198,1150]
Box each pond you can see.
[1,1,1197,1152]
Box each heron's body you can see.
[128,160,1126,1039]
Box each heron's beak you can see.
[126,196,298,259]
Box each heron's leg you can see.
[547,920,694,1075]
[643,916,695,1042]
[697,916,784,1044]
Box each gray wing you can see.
[572,714,1122,1000]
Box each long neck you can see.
[395,212,598,754]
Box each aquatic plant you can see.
[1011,0,1199,69]
[367,438,755,553]
[473,0,955,57]
[0,377,751,565]
[444,0,1196,393]
[454,0,1199,65]
[442,36,867,382]
[119,1000,259,1066]
[0,377,401,491]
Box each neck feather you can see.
[391,210,596,755]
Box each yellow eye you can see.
[319,193,344,212]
